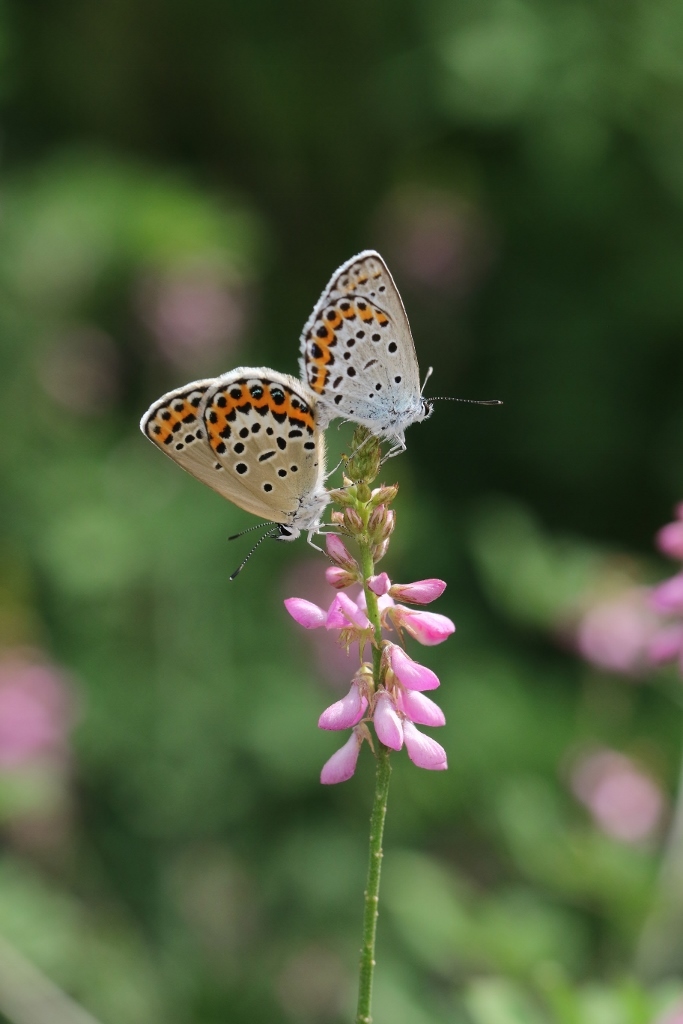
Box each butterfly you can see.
[299,250,432,455]
[140,368,329,547]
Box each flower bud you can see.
[389,579,446,605]
[367,504,387,536]
[373,692,404,750]
[390,606,455,645]
[380,510,396,540]
[330,510,346,527]
[345,429,381,484]
[403,721,447,770]
[318,682,367,730]
[325,566,356,589]
[372,539,390,563]
[327,488,356,508]
[326,534,358,571]
[320,731,363,784]
[370,485,399,507]
[343,507,364,534]
[368,573,391,596]
[284,598,327,629]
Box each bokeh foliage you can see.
[0,1,683,1022]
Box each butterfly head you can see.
[420,397,435,422]
[276,524,301,542]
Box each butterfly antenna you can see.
[229,527,281,580]
[228,522,275,541]
[429,397,503,406]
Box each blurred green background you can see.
[1,2,683,1022]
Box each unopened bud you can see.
[368,504,395,543]
[325,566,357,589]
[380,509,396,540]
[367,503,387,535]
[343,507,364,534]
[370,485,399,507]
[345,427,381,484]
[372,539,390,563]
[353,662,375,697]
[330,510,346,527]
[328,488,356,508]
[326,534,358,571]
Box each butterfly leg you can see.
[380,434,407,462]
[306,531,325,553]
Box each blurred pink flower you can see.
[656,503,683,560]
[139,263,247,371]
[656,1000,683,1024]
[575,588,659,676]
[38,326,120,415]
[571,748,665,843]
[378,188,495,297]
[0,653,75,768]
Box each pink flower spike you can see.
[389,579,447,605]
[656,522,683,561]
[373,692,404,750]
[319,683,367,730]
[320,731,362,784]
[651,574,683,615]
[399,689,446,727]
[392,607,455,646]
[325,566,355,590]
[335,592,371,629]
[648,625,683,665]
[389,645,440,691]
[368,573,391,596]
[326,534,357,570]
[284,598,327,629]
[403,721,448,770]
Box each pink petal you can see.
[403,721,448,770]
[326,534,357,570]
[368,573,391,596]
[656,523,683,561]
[319,683,367,730]
[335,592,371,630]
[284,597,327,629]
[648,625,683,665]
[357,590,395,613]
[389,645,440,691]
[398,689,446,727]
[393,607,455,646]
[373,692,404,750]
[320,732,362,784]
[389,579,447,605]
[650,575,683,615]
[325,596,348,629]
[325,566,355,590]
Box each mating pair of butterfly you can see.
[141,251,495,562]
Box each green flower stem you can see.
[356,533,391,1024]
[339,426,395,1023]
[355,742,391,1024]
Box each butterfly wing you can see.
[299,251,422,434]
[140,379,233,497]
[200,368,326,527]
